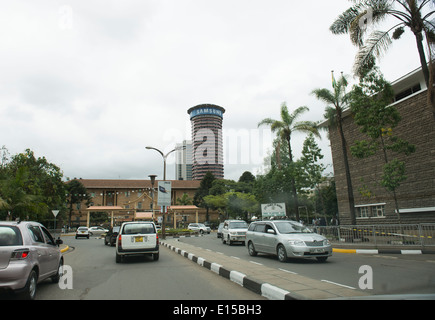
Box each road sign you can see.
[52,210,60,217]
[261,203,286,218]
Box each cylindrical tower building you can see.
[187,104,225,180]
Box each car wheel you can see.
[116,252,122,263]
[277,244,288,262]
[51,259,64,283]
[248,241,257,256]
[227,236,232,246]
[153,253,159,261]
[200,229,204,235]
[222,236,226,244]
[20,269,38,300]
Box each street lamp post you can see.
[148,174,157,221]
[146,146,179,239]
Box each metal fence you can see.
[313,224,435,247]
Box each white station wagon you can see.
[246,220,332,262]
[115,222,159,263]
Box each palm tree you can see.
[330,1,435,89]
[312,73,357,224]
[258,103,320,220]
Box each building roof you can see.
[75,179,200,189]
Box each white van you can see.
[115,221,159,263]
[221,220,249,245]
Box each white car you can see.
[187,223,211,234]
[88,226,109,236]
[116,221,159,263]
[75,227,89,239]
[221,220,249,245]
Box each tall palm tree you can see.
[312,73,357,224]
[258,103,320,220]
[330,1,435,96]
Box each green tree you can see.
[350,67,416,221]
[330,0,435,118]
[298,133,326,191]
[193,172,216,222]
[66,179,91,227]
[176,193,193,205]
[312,74,357,224]
[258,103,320,219]
[0,148,66,222]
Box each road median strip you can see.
[162,240,368,300]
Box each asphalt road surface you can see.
[33,235,266,300]
[180,233,435,296]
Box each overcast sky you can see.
[0,0,423,182]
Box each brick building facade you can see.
[326,67,435,225]
[69,179,221,227]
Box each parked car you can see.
[116,221,159,263]
[221,220,249,245]
[88,226,108,237]
[246,220,332,262]
[217,223,224,238]
[0,221,64,300]
[104,226,120,246]
[187,223,211,234]
[75,226,89,239]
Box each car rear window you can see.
[123,223,155,235]
[0,226,23,246]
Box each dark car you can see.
[104,226,120,246]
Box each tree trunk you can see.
[337,117,356,225]
[286,137,300,221]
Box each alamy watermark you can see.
[358,265,373,290]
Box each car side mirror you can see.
[56,237,63,246]
[267,229,276,234]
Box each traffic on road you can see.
[1,219,435,301]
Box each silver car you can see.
[246,220,332,262]
[0,221,64,299]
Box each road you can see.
[34,235,265,300]
[179,233,435,296]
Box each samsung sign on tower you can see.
[189,106,224,119]
[261,203,286,218]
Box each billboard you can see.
[157,181,172,207]
[261,203,286,218]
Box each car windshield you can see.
[0,226,23,246]
[229,221,248,229]
[274,221,312,234]
[78,227,88,231]
[123,223,155,234]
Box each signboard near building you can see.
[261,203,286,218]
[157,181,172,207]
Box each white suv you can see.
[221,220,249,245]
[115,222,159,263]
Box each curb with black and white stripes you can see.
[161,242,305,300]
[333,248,435,255]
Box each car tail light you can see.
[11,249,30,260]
[117,234,122,247]
[156,234,159,245]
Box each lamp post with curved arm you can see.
[146,146,178,239]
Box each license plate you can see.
[135,237,143,242]
[312,248,324,253]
